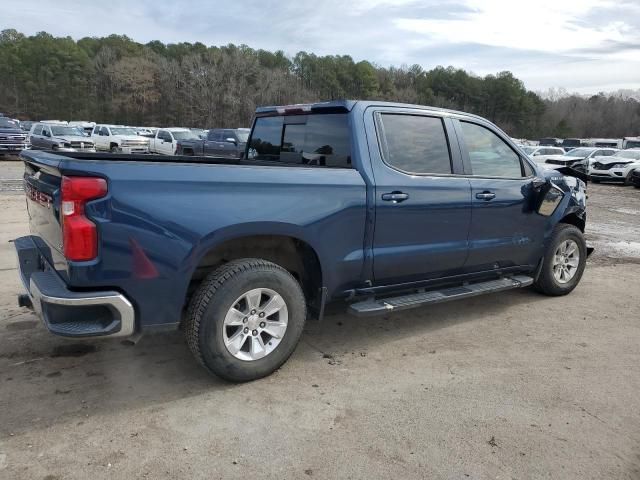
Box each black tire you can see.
[533,224,587,296]
[634,184,640,189]
[110,144,119,153]
[184,258,306,382]
[591,178,600,184]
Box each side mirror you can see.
[226,137,237,145]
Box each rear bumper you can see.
[14,236,135,338]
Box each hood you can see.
[115,135,148,142]
[544,154,582,162]
[53,135,93,143]
[0,127,25,136]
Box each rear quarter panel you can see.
[60,159,367,327]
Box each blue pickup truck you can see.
[15,100,589,381]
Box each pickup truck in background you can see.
[176,128,249,157]
[29,123,96,152]
[149,128,199,155]
[15,100,590,382]
[91,125,150,154]
[0,117,30,155]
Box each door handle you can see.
[475,191,496,201]
[381,192,409,203]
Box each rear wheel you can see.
[184,259,306,382]
[533,224,587,296]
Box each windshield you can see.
[564,148,593,157]
[0,118,19,128]
[237,130,249,143]
[616,150,640,160]
[51,126,85,136]
[172,131,199,140]
[110,127,138,136]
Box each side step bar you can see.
[348,275,534,317]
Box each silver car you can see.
[29,123,96,152]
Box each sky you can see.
[2,0,639,94]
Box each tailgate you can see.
[21,151,65,266]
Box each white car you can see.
[589,149,640,183]
[91,125,149,154]
[521,146,565,164]
[149,128,199,155]
[539,147,618,172]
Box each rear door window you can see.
[248,114,351,167]
[460,121,524,177]
[377,114,451,174]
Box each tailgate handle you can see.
[382,192,409,203]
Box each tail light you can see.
[61,176,108,261]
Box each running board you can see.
[348,275,534,317]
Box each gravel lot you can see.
[0,160,639,479]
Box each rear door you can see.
[369,109,472,285]
[454,119,544,271]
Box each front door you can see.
[455,119,545,270]
[370,110,472,285]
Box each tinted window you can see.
[460,122,523,177]
[249,114,351,168]
[222,130,236,141]
[250,117,283,160]
[378,114,451,174]
[32,125,43,135]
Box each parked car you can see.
[588,149,640,183]
[20,120,34,133]
[149,128,199,155]
[584,138,622,148]
[522,146,565,164]
[15,100,590,382]
[541,147,618,173]
[0,117,30,155]
[91,125,149,153]
[623,137,640,149]
[176,128,249,157]
[135,127,157,138]
[539,137,563,147]
[190,128,208,139]
[68,121,96,135]
[29,123,96,152]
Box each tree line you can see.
[0,29,638,139]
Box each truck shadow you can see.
[0,286,549,436]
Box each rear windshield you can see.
[248,114,352,168]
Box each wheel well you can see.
[186,235,322,307]
[110,142,118,150]
[560,212,585,232]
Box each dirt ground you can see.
[0,160,639,479]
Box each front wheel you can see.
[533,224,587,296]
[184,259,306,382]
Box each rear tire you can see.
[533,224,587,296]
[184,259,306,382]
